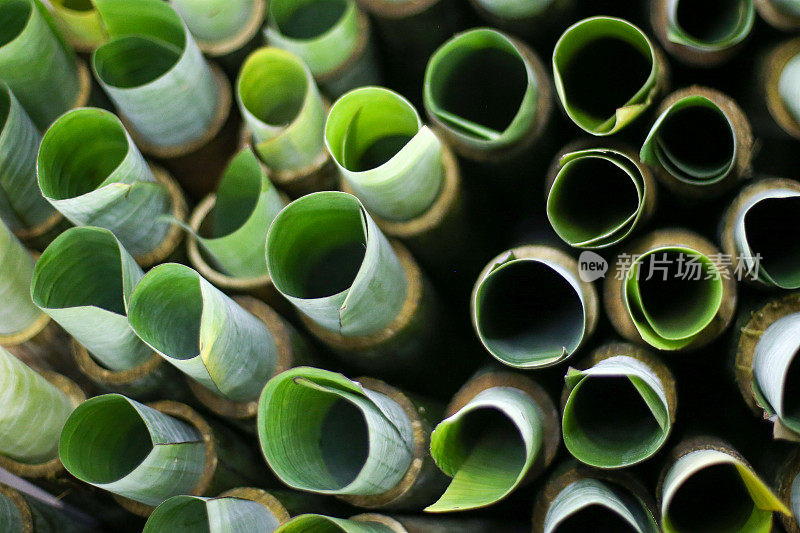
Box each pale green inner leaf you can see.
[0,219,42,338]
[739,193,800,289]
[624,248,723,350]
[752,313,800,434]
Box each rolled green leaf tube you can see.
[546,146,655,249]
[128,263,281,404]
[266,191,406,337]
[641,86,753,199]
[31,226,152,373]
[0,0,84,130]
[0,482,95,533]
[733,293,800,440]
[186,148,286,281]
[0,220,48,345]
[258,367,445,508]
[721,178,800,289]
[90,0,225,152]
[532,464,659,533]
[169,0,267,57]
[469,0,571,39]
[426,370,559,512]
[144,488,289,533]
[659,439,790,532]
[562,343,676,468]
[237,47,336,197]
[651,0,754,66]
[553,16,665,136]
[0,346,79,466]
[0,82,59,239]
[325,86,444,221]
[264,0,379,96]
[48,0,106,52]
[756,0,800,30]
[423,28,551,161]
[471,245,598,369]
[605,229,737,351]
[257,367,414,496]
[37,108,177,261]
[59,395,208,507]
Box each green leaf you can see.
[553,16,660,135]
[144,493,282,533]
[0,81,55,233]
[0,0,80,130]
[265,191,407,337]
[543,478,659,533]
[0,345,75,464]
[661,447,790,532]
[276,514,394,533]
[562,355,671,468]
[265,0,360,78]
[169,0,262,46]
[237,47,327,172]
[49,0,107,51]
[547,148,648,249]
[31,226,151,372]
[752,312,800,435]
[128,263,278,402]
[664,0,754,52]
[325,86,444,221]
[623,247,723,350]
[640,96,737,186]
[424,28,541,151]
[256,367,414,495]
[731,185,800,289]
[91,0,220,148]
[37,107,172,257]
[472,251,591,368]
[190,148,286,279]
[59,393,206,507]
[0,219,44,338]
[426,386,543,511]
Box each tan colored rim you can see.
[71,338,163,386]
[764,38,800,140]
[604,228,737,352]
[219,487,291,524]
[194,0,267,56]
[0,484,33,533]
[134,164,188,268]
